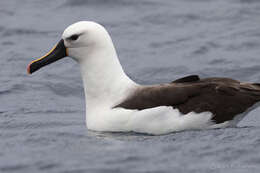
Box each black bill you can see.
[27,39,67,74]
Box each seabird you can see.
[27,21,260,135]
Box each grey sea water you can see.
[1,0,260,172]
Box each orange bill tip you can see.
[27,62,32,74]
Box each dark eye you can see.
[69,34,79,41]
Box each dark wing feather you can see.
[115,76,260,124]
[171,75,200,83]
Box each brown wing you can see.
[115,76,260,124]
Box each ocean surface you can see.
[1,0,260,172]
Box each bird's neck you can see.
[79,46,137,109]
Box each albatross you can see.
[27,21,260,135]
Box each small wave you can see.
[239,0,260,3]
[43,82,83,97]
[0,164,28,172]
[142,13,201,25]
[0,120,81,131]
[194,65,260,81]
[1,28,54,37]
[0,9,14,16]
[208,59,232,65]
[0,83,28,96]
[36,162,60,171]
[149,37,192,49]
[1,41,14,46]
[225,41,260,51]
[63,0,158,7]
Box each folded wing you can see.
[115,75,260,124]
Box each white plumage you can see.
[62,21,217,135]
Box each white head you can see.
[28,21,137,107]
[28,21,117,72]
[62,21,115,63]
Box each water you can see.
[1,0,260,172]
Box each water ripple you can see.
[1,28,54,37]
[63,0,158,7]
